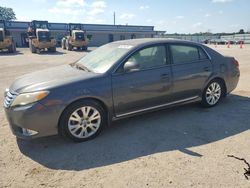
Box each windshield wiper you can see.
[74,63,92,72]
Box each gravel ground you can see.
[0,45,250,188]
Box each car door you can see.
[112,44,172,117]
[169,44,212,101]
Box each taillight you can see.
[233,59,239,67]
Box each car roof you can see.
[111,38,202,47]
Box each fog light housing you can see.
[22,128,38,136]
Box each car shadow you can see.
[17,94,250,171]
[37,51,66,55]
[0,50,23,56]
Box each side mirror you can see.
[123,61,140,72]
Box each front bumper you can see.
[4,102,59,140]
[70,40,88,47]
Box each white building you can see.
[4,21,158,47]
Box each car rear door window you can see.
[199,48,209,60]
[170,45,200,64]
[127,45,167,70]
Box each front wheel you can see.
[201,80,224,107]
[48,46,56,52]
[59,100,106,142]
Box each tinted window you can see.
[170,45,199,64]
[38,31,50,41]
[127,46,167,70]
[75,32,85,40]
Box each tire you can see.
[61,39,66,49]
[29,40,36,53]
[8,43,14,53]
[66,40,73,51]
[13,43,16,53]
[201,79,225,107]
[48,46,56,52]
[82,46,88,51]
[59,100,106,142]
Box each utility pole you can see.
[113,12,116,25]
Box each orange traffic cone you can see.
[240,41,243,49]
[227,42,230,48]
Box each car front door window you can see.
[126,45,167,71]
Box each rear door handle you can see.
[161,74,169,80]
[204,67,210,71]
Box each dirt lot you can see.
[0,45,250,188]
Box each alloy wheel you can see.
[68,106,101,139]
[205,82,222,105]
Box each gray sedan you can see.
[4,38,240,142]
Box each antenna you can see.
[113,12,116,25]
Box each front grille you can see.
[4,90,18,108]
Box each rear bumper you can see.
[227,69,240,94]
[4,102,59,140]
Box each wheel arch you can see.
[203,76,227,97]
[58,97,109,129]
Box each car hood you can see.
[9,65,96,93]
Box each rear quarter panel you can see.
[203,46,240,93]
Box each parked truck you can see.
[0,20,16,53]
[61,23,88,51]
[27,20,56,53]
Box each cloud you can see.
[139,5,149,10]
[48,0,107,22]
[56,0,85,7]
[16,15,30,21]
[205,13,211,17]
[48,0,86,16]
[218,10,224,14]
[32,0,47,3]
[146,19,152,23]
[119,13,135,20]
[212,0,233,3]
[48,7,82,16]
[175,16,184,19]
[229,24,239,28]
[87,1,107,16]
[192,22,203,28]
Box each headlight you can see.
[11,91,49,107]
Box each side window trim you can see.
[113,43,169,75]
[199,46,212,60]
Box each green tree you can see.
[238,29,245,34]
[0,6,16,21]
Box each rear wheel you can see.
[59,100,106,142]
[8,43,15,53]
[29,40,36,53]
[201,80,225,107]
[82,46,88,51]
[13,43,16,52]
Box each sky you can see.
[1,0,250,34]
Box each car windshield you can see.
[75,43,133,73]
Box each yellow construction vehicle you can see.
[61,23,88,51]
[0,20,16,53]
[27,20,56,53]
